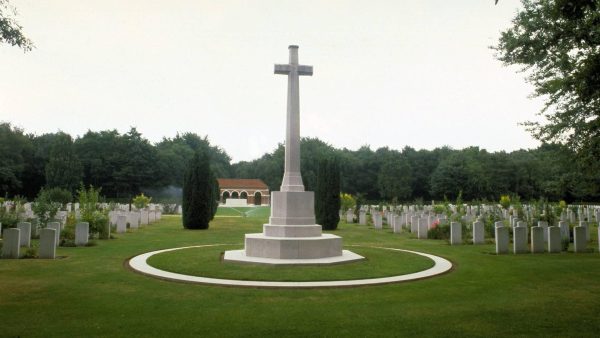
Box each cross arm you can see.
[297,65,313,76]
[274,64,292,74]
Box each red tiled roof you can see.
[217,178,269,190]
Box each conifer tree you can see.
[315,157,341,230]
[182,149,212,229]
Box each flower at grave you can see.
[431,220,440,229]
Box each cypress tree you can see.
[182,149,212,229]
[315,157,341,230]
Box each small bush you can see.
[23,246,38,259]
[60,239,76,247]
[561,238,570,252]
[428,223,451,240]
[132,193,152,210]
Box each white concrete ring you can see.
[127,244,453,288]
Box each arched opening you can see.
[254,192,262,206]
[222,191,230,203]
[231,191,239,199]
[240,191,248,202]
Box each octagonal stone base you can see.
[223,249,364,265]
[245,233,342,259]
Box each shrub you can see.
[23,246,38,259]
[44,187,72,205]
[499,195,511,209]
[78,185,109,238]
[340,193,356,212]
[428,222,450,240]
[32,188,61,227]
[132,193,152,210]
[315,157,341,231]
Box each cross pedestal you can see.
[224,46,363,265]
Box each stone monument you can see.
[224,45,363,264]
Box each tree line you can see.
[2,122,597,203]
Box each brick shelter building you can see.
[217,178,270,206]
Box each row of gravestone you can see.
[108,209,162,233]
[344,209,599,254]
[1,221,90,259]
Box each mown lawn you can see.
[1,211,599,337]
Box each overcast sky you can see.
[0,0,543,163]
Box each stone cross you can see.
[275,45,313,192]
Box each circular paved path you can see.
[128,244,452,288]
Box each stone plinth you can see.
[269,191,315,225]
[245,233,341,259]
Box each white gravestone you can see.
[47,222,61,247]
[472,221,485,244]
[149,210,156,223]
[2,228,20,258]
[393,215,402,233]
[531,226,545,253]
[417,218,428,239]
[373,213,383,229]
[128,212,140,229]
[573,226,586,253]
[547,226,562,253]
[17,222,31,247]
[538,221,548,242]
[558,221,570,241]
[75,222,89,246]
[495,226,509,254]
[410,216,419,233]
[359,212,366,225]
[39,228,56,259]
[116,215,127,233]
[140,210,149,225]
[450,222,462,245]
[346,210,354,223]
[579,221,589,242]
[513,226,528,254]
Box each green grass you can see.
[147,245,433,281]
[215,206,271,218]
[1,212,599,337]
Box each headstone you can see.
[373,213,382,229]
[548,226,562,253]
[116,215,127,233]
[346,210,354,223]
[410,216,419,233]
[393,215,402,233]
[513,226,528,254]
[1,228,21,258]
[39,228,57,259]
[417,218,428,239]
[573,226,586,253]
[128,212,140,229]
[538,221,548,242]
[358,212,366,225]
[149,210,156,223]
[580,221,589,242]
[17,222,31,247]
[450,222,461,245]
[140,210,149,225]
[47,222,61,247]
[495,226,509,254]
[558,221,569,241]
[531,226,545,253]
[472,221,485,244]
[75,222,89,246]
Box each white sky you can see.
[0,0,543,163]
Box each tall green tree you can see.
[315,157,341,230]
[182,150,213,230]
[45,132,82,193]
[495,0,600,186]
[377,155,413,202]
[0,123,34,197]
